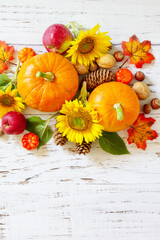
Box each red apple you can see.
[42,23,73,54]
[1,111,27,135]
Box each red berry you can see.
[115,68,133,84]
[114,51,124,62]
[22,132,39,150]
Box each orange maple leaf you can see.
[0,41,15,74]
[127,113,158,150]
[122,35,155,68]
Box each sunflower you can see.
[0,85,25,118]
[66,23,112,66]
[56,99,104,144]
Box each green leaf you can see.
[0,74,10,86]
[26,116,53,149]
[26,116,46,132]
[99,131,130,155]
[35,124,53,149]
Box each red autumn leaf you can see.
[0,41,15,74]
[122,35,155,68]
[127,113,158,150]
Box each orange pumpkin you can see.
[17,52,79,112]
[88,82,140,132]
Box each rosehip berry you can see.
[114,51,124,62]
[135,71,145,81]
[22,132,39,150]
[115,68,133,84]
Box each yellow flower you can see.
[56,99,104,144]
[66,23,112,66]
[0,85,25,118]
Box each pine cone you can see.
[53,128,67,146]
[76,141,92,155]
[83,69,115,91]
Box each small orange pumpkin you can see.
[18,47,36,63]
[17,52,79,112]
[88,82,140,132]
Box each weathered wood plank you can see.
[0,0,160,239]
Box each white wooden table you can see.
[0,0,160,239]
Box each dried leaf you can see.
[127,113,158,150]
[0,41,15,73]
[122,35,155,68]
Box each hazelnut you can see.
[150,98,160,109]
[96,53,116,69]
[89,62,99,72]
[143,104,152,114]
[135,71,145,81]
[132,82,150,100]
[74,62,89,75]
[0,127,4,136]
[113,51,124,62]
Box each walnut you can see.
[132,82,150,100]
[96,53,116,68]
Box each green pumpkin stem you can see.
[114,103,124,121]
[36,71,54,82]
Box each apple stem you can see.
[36,71,54,82]
[114,103,124,121]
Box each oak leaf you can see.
[122,35,155,68]
[127,113,158,150]
[0,41,15,74]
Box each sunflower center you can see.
[0,94,15,106]
[78,37,95,54]
[67,109,92,131]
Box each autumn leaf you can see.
[122,35,155,68]
[127,113,158,150]
[0,41,15,74]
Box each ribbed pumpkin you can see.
[17,52,79,112]
[88,82,140,132]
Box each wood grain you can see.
[0,0,160,239]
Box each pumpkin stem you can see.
[114,103,124,121]
[36,71,54,82]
